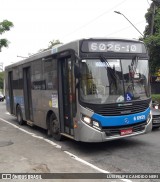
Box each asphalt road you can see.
[0,101,160,182]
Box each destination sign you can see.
[81,40,146,53]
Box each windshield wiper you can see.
[130,56,139,75]
[99,55,120,82]
[99,56,125,97]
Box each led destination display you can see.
[81,40,146,53]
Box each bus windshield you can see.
[79,58,150,104]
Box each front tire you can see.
[16,105,24,125]
[48,113,63,141]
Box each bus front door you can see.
[59,56,75,136]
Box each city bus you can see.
[5,38,152,142]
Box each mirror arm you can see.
[75,53,81,62]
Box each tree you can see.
[0,20,14,52]
[0,71,4,90]
[38,39,62,52]
[47,39,62,49]
[143,1,160,75]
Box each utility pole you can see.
[151,2,156,35]
[151,0,160,35]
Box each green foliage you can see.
[0,20,14,34]
[143,3,160,74]
[48,40,62,49]
[144,35,160,74]
[0,71,4,89]
[152,94,160,103]
[0,39,9,48]
[0,19,14,51]
[38,39,62,52]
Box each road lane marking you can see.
[0,117,62,149]
[0,117,132,182]
[64,151,132,182]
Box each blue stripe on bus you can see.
[92,108,150,127]
[6,96,24,107]
[14,96,24,106]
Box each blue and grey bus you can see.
[5,38,152,142]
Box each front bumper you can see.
[77,114,152,142]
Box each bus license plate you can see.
[120,128,133,136]
[153,120,160,123]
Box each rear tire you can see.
[16,105,24,125]
[48,113,63,141]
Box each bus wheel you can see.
[16,105,24,125]
[49,113,63,141]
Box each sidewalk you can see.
[0,118,117,182]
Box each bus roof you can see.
[5,37,144,69]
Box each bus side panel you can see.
[31,90,46,128]
[42,90,59,129]
[30,60,44,127]
[30,57,59,129]
[31,90,59,130]
[14,89,24,116]
[32,90,55,129]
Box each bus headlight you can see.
[83,116,91,124]
[93,120,99,127]
[92,120,101,130]
[81,114,101,130]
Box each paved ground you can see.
[0,117,121,182]
[1,101,160,182]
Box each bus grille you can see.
[93,100,150,116]
[103,121,146,137]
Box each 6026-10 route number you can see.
[88,41,143,53]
